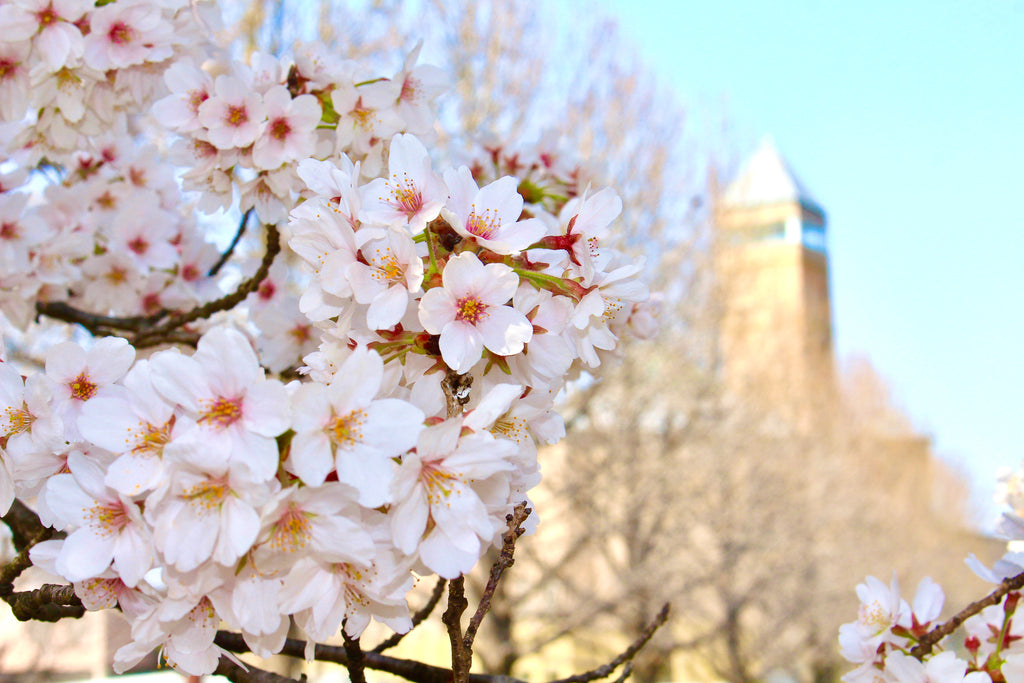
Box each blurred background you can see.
[3,1,1020,681]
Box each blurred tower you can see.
[713,137,835,423]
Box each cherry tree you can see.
[0,1,664,681]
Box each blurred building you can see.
[714,137,836,426]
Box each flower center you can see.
[0,222,18,240]
[387,173,423,218]
[199,397,243,428]
[269,117,291,141]
[128,236,149,255]
[288,324,312,344]
[326,409,367,449]
[86,501,130,536]
[105,266,127,285]
[421,462,465,505]
[188,89,208,114]
[131,419,173,455]
[371,249,404,284]
[269,503,313,553]
[491,416,528,443]
[225,104,248,127]
[455,296,488,325]
[107,21,133,46]
[465,207,499,240]
[2,405,34,437]
[0,59,15,81]
[183,479,228,511]
[69,372,98,401]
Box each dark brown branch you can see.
[464,503,531,649]
[911,570,1024,659]
[546,603,671,683]
[209,208,253,276]
[4,583,83,622]
[214,630,527,683]
[133,224,281,348]
[372,576,447,653]
[1,498,46,552]
[215,657,305,683]
[343,632,367,683]
[34,301,168,338]
[0,526,53,595]
[34,223,279,349]
[444,577,473,683]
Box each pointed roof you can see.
[722,137,822,213]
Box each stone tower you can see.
[713,138,835,421]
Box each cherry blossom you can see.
[418,252,533,373]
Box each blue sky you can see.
[595,0,1024,526]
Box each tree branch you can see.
[911,570,1024,659]
[4,584,83,622]
[209,208,253,276]
[214,630,527,683]
[215,657,305,683]
[546,603,671,683]
[34,223,280,349]
[371,576,447,653]
[0,526,53,595]
[444,576,473,683]
[343,632,367,683]
[1,498,46,552]
[464,502,531,650]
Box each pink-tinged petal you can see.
[367,285,410,331]
[290,384,331,432]
[105,453,162,497]
[441,252,485,293]
[474,263,519,304]
[477,305,532,356]
[215,498,259,566]
[418,287,457,334]
[45,473,96,527]
[335,450,394,508]
[287,431,334,486]
[279,559,326,613]
[442,166,477,221]
[331,347,382,408]
[0,457,13,516]
[67,450,109,501]
[57,528,114,582]
[45,342,86,383]
[439,321,484,373]
[86,337,135,384]
[149,350,208,412]
[475,176,523,225]
[390,481,428,554]
[242,380,290,436]
[78,396,137,452]
[197,327,262,395]
[416,419,462,459]
[419,527,477,579]
[111,525,152,587]
[232,430,280,481]
[158,505,219,571]
[311,516,376,564]
[360,399,424,455]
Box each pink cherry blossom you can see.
[418,252,532,373]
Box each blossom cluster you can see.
[0,1,658,676]
[839,467,1024,683]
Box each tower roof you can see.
[723,137,822,214]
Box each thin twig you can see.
[372,577,447,653]
[343,631,368,683]
[911,570,1024,658]
[209,208,253,276]
[464,503,531,649]
[442,369,473,418]
[444,577,473,683]
[546,603,671,683]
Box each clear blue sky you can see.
[595,0,1024,527]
